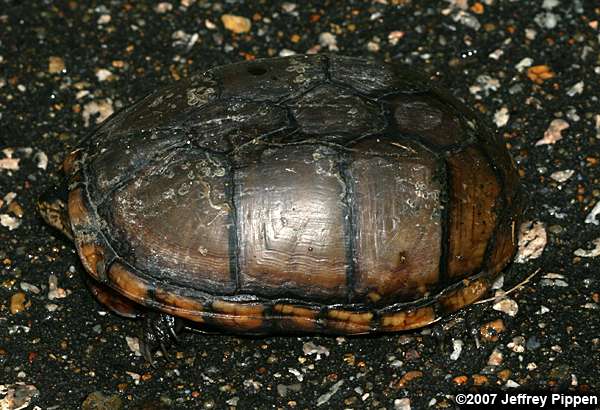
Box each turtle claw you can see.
[139,311,180,364]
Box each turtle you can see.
[38,54,523,361]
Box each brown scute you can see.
[380,306,436,331]
[110,149,235,294]
[154,288,205,323]
[62,149,81,176]
[326,309,374,334]
[67,187,92,228]
[487,216,518,274]
[86,278,141,319]
[446,146,501,279]
[391,94,465,148]
[78,243,105,281]
[349,140,442,303]
[288,84,383,136]
[107,261,151,305]
[273,304,319,332]
[215,54,326,102]
[236,145,349,302]
[439,278,489,313]
[211,300,265,331]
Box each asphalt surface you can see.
[1,1,599,409]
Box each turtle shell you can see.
[63,55,523,334]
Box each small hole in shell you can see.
[247,66,267,76]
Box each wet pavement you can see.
[1,1,599,409]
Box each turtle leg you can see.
[139,311,184,364]
[37,182,73,241]
[84,276,143,319]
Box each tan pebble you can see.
[497,369,512,381]
[10,292,28,314]
[8,201,23,218]
[472,374,488,385]
[452,375,468,385]
[480,318,505,342]
[221,14,252,34]
[48,56,66,73]
[487,348,503,366]
[394,370,424,388]
[527,65,555,84]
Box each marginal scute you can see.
[78,242,106,281]
[380,306,436,331]
[107,261,151,305]
[154,288,205,323]
[211,300,265,331]
[67,187,92,228]
[439,278,489,313]
[326,309,373,334]
[273,304,319,332]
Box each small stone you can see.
[318,32,338,51]
[574,238,600,258]
[316,380,343,407]
[302,341,330,359]
[82,99,114,127]
[536,119,569,146]
[508,336,526,353]
[221,14,251,34]
[515,57,533,72]
[493,298,519,317]
[394,397,411,410]
[584,201,600,225]
[566,81,584,96]
[154,2,173,13]
[281,2,297,13]
[48,274,68,300]
[388,31,405,45]
[81,391,123,410]
[450,339,463,360]
[505,380,520,388]
[97,14,111,25]
[515,221,547,263]
[126,336,142,357]
[0,383,39,410]
[20,282,41,294]
[527,65,555,84]
[95,68,113,82]
[452,375,468,385]
[480,319,505,342]
[487,348,503,366]
[10,292,27,314]
[526,336,541,350]
[1,214,21,230]
[393,371,423,388]
[34,151,48,170]
[494,107,509,127]
[550,169,575,183]
[472,375,488,385]
[48,56,65,73]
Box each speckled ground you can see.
[1,1,599,409]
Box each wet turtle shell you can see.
[57,54,523,334]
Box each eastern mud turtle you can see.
[39,55,523,359]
